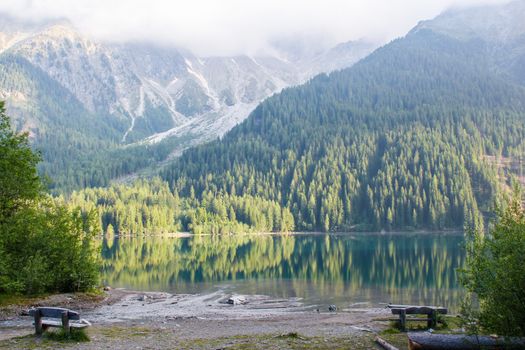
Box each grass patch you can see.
[434,316,463,333]
[386,315,462,333]
[381,327,401,335]
[179,333,375,350]
[98,326,154,339]
[43,328,90,342]
[379,333,408,350]
[0,294,44,307]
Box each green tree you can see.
[460,186,525,336]
[0,101,42,222]
[0,103,99,294]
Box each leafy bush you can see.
[0,101,99,294]
[460,186,525,336]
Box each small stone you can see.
[20,309,30,316]
[227,295,247,305]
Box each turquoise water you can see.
[100,232,465,309]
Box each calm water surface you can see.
[100,233,465,309]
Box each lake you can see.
[100,232,465,310]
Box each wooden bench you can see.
[388,304,447,331]
[28,307,91,336]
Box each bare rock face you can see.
[0,13,375,149]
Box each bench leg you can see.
[34,310,43,336]
[399,309,406,332]
[428,310,437,329]
[61,311,70,336]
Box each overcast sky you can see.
[0,0,510,56]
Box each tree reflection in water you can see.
[101,233,464,309]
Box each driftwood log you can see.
[408,332,525,350]
[375,336,399,350]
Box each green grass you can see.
[43,328,90,342]
[381,327,401,335]
[0,294,45,307]
[0,329,90,350]
[385,315,462,333]
[178,333,376,350]
[0,287,105,306]
[0,326,380,350]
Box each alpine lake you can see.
[100,232,465,310]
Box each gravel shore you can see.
[0,289,393,349]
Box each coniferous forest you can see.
[66,28,525,234]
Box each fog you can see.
[0,0,510,56]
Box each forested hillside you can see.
[0,15,374,192]
[66,1,525,234]
[157,27,525,232]
[0,54,180,191]
[68,178,294,234]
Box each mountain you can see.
[0,14,376,190]
[416,0,525,85]
[156,0,525,232]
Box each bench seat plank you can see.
[34,320,90,329]
[29,307,80,320]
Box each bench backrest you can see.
[390,306,447,315]
[29,307,80,320]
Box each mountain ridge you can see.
[0,14,377,190]
[154,0,525,232]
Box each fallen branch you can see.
[375,336,399,350]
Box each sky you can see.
[0,0,510,56]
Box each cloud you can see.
[0,0,511,56]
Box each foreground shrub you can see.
[460,187,525,336]
[0,101,99,294]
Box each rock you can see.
[227,295,247,305]
[328,305,337,312]
[20,309,30,316]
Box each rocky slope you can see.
[0,13,376,148]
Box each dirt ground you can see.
[0,289,399,349]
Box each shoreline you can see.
[104,229,464,239]
[0,288,393,349]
